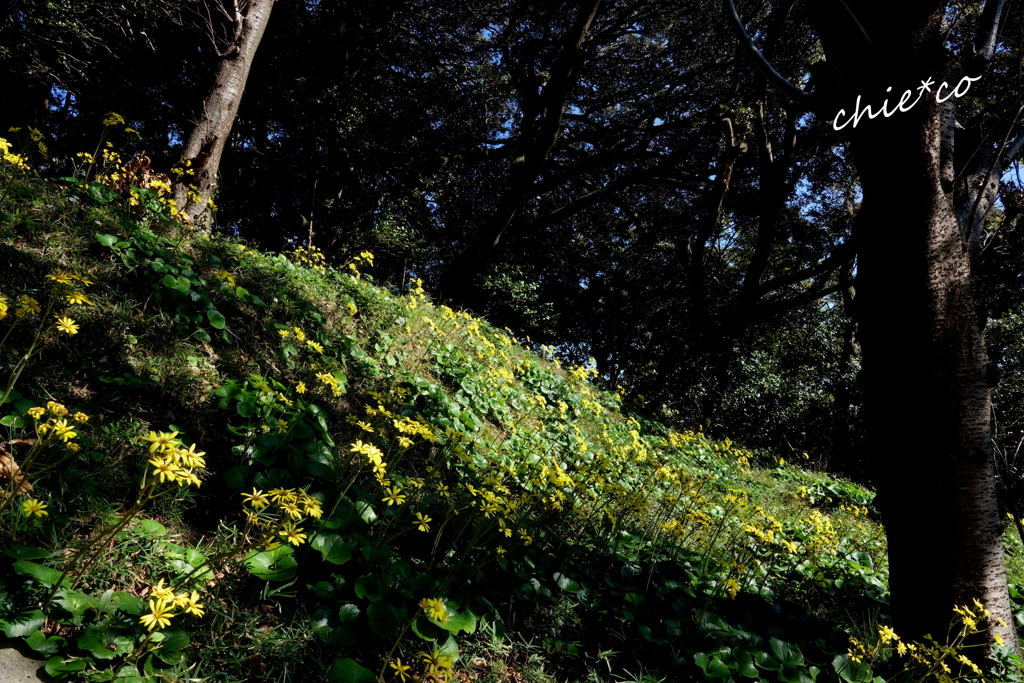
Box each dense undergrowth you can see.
[1,147,1023,682]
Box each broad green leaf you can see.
[3,545,50,560]
[236,401,257,417]
[137,519,166,536]
[412,617,438,641]
[355,574,387,601]
[13,560,67,587]
[45,656,87,676]
[0,608,46,638]
[153,629,189,665]
[225,465,251,490]
[207,308,227,329]
[26,629,66,655]
[833,654,874,683]
[733,648,760,678]
[244,546,297,581]
[338,603,361,624]
[771,638,804,667]
[326,658,377,683]
[53,589,96,623]
[434,609,477,634]
[367,599,401,638]
[78,625,134,659]
[95,233,119,247]
[87,183,118,203]
[311,533,355,565]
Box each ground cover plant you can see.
[1,131,1023,682]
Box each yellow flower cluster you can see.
[287,244,327,271]
[31,402,88,453]
[844,602,1003,682]
[346,250,374,279]
[139,579,204,631]
[240,487,321,547]
[141,431,205,488]
[0,137,30,171]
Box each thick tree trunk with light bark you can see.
[809,0,1017,650]
[173,0,275,228]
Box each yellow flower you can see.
[16,295,40,316]
[150,579,176,602]
[103,112,126,127]
[420,649,454,674]
[242,488,270,509]
[279,524,307,546]
[73,412,89,423]
[46,270,75,285]
[390,658,412,682]
[414,512,432,532]
[142,431,179,453]
[383,487,406,506]
[148,456,182,484]
[269,487,297,503]
[346,303,357,315]
[54,316,79,335]
[295,381,307,394]
[303,500,323,519]
[181,591,204,617]
[27,407,45,420]
[278,329,291,338]
[52,419,77,442]
[280,500,303,519]
[139,598,174,631]
[65,291,93,306]
[21,499,47,517]
[46,401,68,416]
[419,597,448,623]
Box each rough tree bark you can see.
[728,0,1021,652]
[173,0,275,228]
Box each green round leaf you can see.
[311,534,356,565]
[367,599,401,638]
[355,574,387,601]
[244,546,297,581]
[13,560,67,587]
[87,183,118,203]
[326,658,377,683]
[207,308,227,329]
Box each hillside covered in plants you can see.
[0,156,1022,682]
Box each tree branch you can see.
[972,0,1006,64]
[759,242,855,295]
[721,0,811,107]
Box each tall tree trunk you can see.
[173,0,275,228]
[810,1,1017,650]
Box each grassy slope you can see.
[0,170,1019,682]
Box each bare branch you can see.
[759,242,855,296]
[722,0,811,107]
[832,0,873,48]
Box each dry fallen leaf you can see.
[0,451,33,494]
